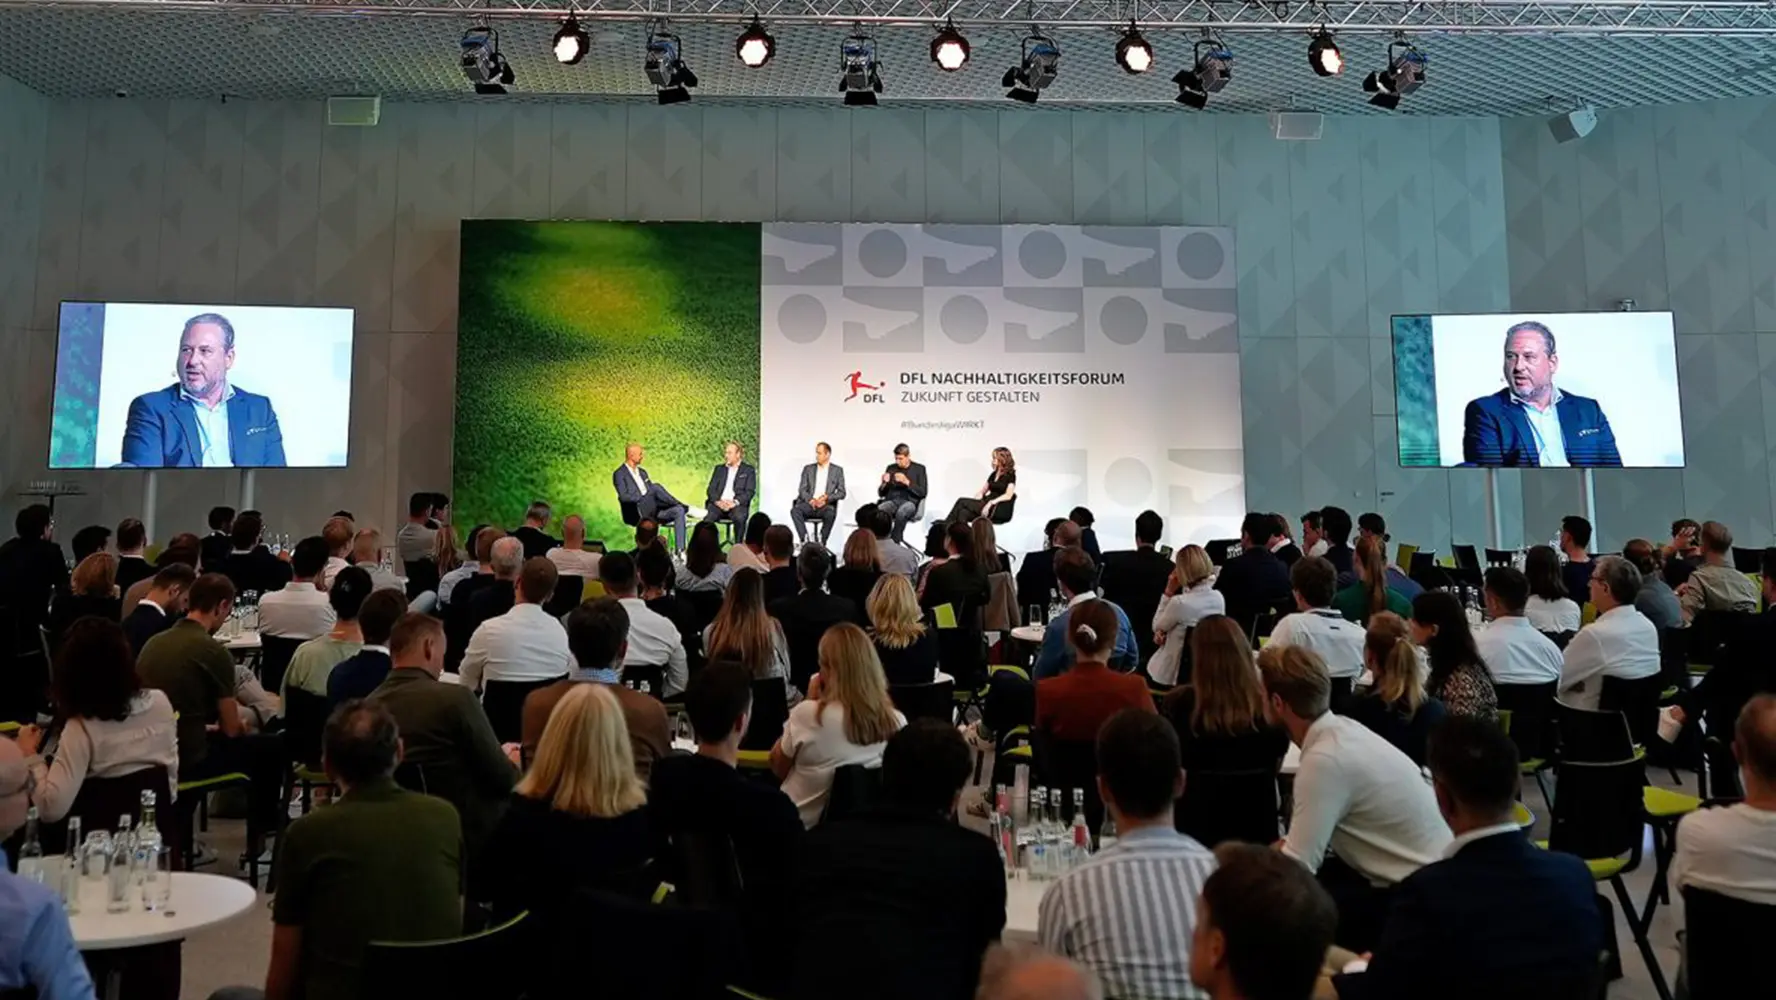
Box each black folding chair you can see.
[405,557,441,602]
[481,676,567,743]
[361,911,530,1000]
[1484,548,1518,568]
[821,763,882,824]
[1496,681,1558,803]
[620,662,667,701]
[257,635,305,697]
[889,677,956,725]
[1175,765,1283,848]
[1452,544,1481,572]
[1204,539,1237,567]
[543,574,584,618]
[1600,674,1665,751]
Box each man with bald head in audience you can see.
[1017,518,1082,611]
[465,536,524,638]
[977,948,1103,1000]
[350,528,402,593]
[1672,693,1776,906]
[547,514,602,578]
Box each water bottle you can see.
[61,816,82,913]
[1069,788,1090,870]
[136,791,170,911]
[1098,813,1118,854]
[107,815,134,913]
[134,792,162,871]
[1024,787,1047,878]
[994,785,1016,876]
[1045,792,1065,872]
[16,806,44,884]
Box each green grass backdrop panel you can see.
[454,221,761,544]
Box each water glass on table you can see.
[140,845,173,911]
[1026,605,1043,627]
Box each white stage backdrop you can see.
[759,224,1246,553]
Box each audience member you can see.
[706,567,794,701]
[730,512,772,572]
[972,517,1007,574]
[1259,644,1450,950]
[1189,844,1337,1000]
[68,524,108,565]
[866,574,938,686]
[600,551,688,697]
[122,563,195,654]
[258,537,336,640]
[200,506,235,571]
[0,504,70,638]
[349,528,402,593]
[1015,518,1076,609]
[316,515,354,590]
[522,598,669,775]
[762,524,799,604]
[262,699,463,1000]
[433,523,463,580]
[326,589,407,705]
[280,567,371,699]
[221,512,293,597]
[114,517,153,593]
[1352,513,1423,599]
[1559,555,1660,710]
[1522,545,1582,634]
[483,684,651,920]
[1623,537,1682,631]
[1671,548,1776,737]
[769,544,861,693]
[369,613,516,860]
[1409,592,1499,721]
[1033,547,1137,681]
[47,552,123,645]
[1558,515,1595,600]
[1474,567,1564,686]
[1069,507,1103,564]
[513,500,560,560]
[1332,717,1602,1000]
[1037,600,1156,744]
[1678,520,1761,620]
[1162,617,1290,776]
[464,536,524,638]
[631,518,662,556]
[1270,513,1303,567]
[0,837,98,998]
[830,527,884,608]
[1149,544,1224,687]
[872,506,923,578]
[636,542,699,662]
[1332,536,1411,626]
[396,492,439,568]
[544,514,600,579]
[1300,510,1329,559]
[436,524,490,607]
[460,557,573,694]
[1097,511,1174,663]
[1214,512,1294,636]
[922,521,991,614]
[977,948,1103,1000]
[1266,557,1366,684]
[1671,694,1776,905]
[1319,506,1355,577]
[121,532,198,616]
[771,622,906,827]
[16,618,177,823]
[1039,709,1214,999]
[677,521,734,592]
[1342,612,1446,765]
[790,720,1003,1000]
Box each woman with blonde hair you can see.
[1342,611,1446,764]
[944,446,1018,525]
[703,567,794,705]
[1148,544,1224,686]
[1332,535,1411,626]
[1161,615,1288,771]
[771,622,905,827]
[432,522,462,577]
[49,552,123,643]
[484,683,652,918]
[866,574,937,685]
[828,527,883,609]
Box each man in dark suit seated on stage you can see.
[791,442,846,547]
[613,442,689,553]
[1015,518,1076,613]
[704,440,757,540]
[1214,512,1294,636]
[121,313,285,468]
[1461,320,1621,468]
[1332,716,1603,1000]
[1099,510,1174,665]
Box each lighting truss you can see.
[17,0,1776,36]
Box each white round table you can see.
[223,630,261,652]
[68,870,258,951]
[1004,875,1049,942]
[1009,625,1045,644]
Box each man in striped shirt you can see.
[1039,709,1218,999]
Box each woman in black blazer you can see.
[944,447,1017,525]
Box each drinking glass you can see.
[82,831,111,879]
[140,845,172,911]
[1026,605,1042,627]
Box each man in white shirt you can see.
[547,515,602,578]
[459,557,573,692]
[1265,557,1365,681]
[258,537,337,639]
[1301,510,1330,559]
[1559,555,1660,710]
[1671,694,1776,905]
[598,550,688,697]
[351,528,404,594]
[791,441,846,546]
[1258,643,1451,950]
[1476,566,1565,686]
[316,515,354,591]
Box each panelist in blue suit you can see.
[1461,320,1620,468]
[703,440,757,538]
[120,312,286,468]
[613,442,689,553]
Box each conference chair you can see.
[666,829,745,907]
[1452,544,1481,572]
[1407,550,1440,584]
[1495,681,1558,802]
[620,499,680,551]
[1484,548,1517,568]
[543,574,584,618]
[361,911,531,1000]
[620,662,667,700]
[53,765,182,865]
[1599,674,1665,750]
[740,675,790,752]
[1700,735,1742,801]
[821,763,882,824]
[1683,886,1776,1000]
[888,677,956,725]
[481,676,567,743]
[1175,764,1283,849]
[537,890,742,999]
[1394,543,1419,573]
[1204,539,1237,567]
[405,557,441,602]
[256,635,304,699]
[682,589,726,634]
[1732,546,1764,572]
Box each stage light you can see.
[840,33,883,106]
[552,15,588,66]
[1114,22,1153,74]
[1363,36,1426,110]
[1003,31,1060,103]
[736,17,774,68]
[930,19,969,71]
[646,28,699,104]
[461,26,515,94]
[1307,29,1343,77]
[1173,34,1233,109]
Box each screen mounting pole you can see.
[1486,468,1503,550]
[1580,468,1597,544]
[144,470,159,547]
[241,468,257,514]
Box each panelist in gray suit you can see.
[791,441,847,546]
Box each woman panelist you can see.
[944,447,1017,526]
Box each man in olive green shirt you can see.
[280,566,371,699]
[266,698,462,1000]
[137,572,244,771]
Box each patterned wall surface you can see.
[1503,95,1776,551]
[1,95,1512,551]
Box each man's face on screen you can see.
[1503,329,1557,404]
[179,323,233,400]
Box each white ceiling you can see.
[4,7,1776,116]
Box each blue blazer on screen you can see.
[1332,830,1604,1000]
[1461,388,1622,468]
[120,384,286,468]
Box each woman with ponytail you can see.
[1332,534,1412,626]
[1034,598,1156,744]
[1341,611,1447,764]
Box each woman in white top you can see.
[15,618,178,822]
[676,522,735,593]
[728,513,772,573]
[701,567,795,709]
[770,621,906,827]
[1523,545,1583,634]
[1149,544,1226,686]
